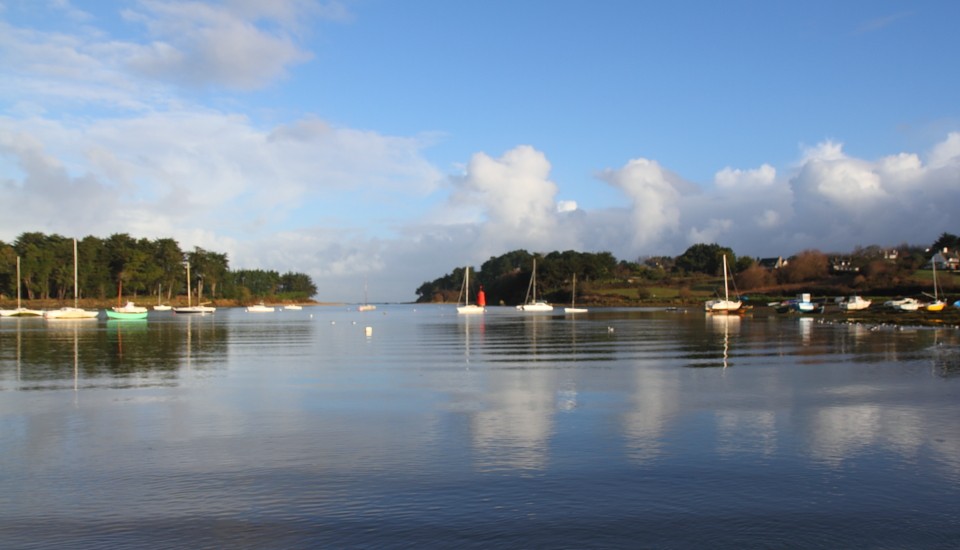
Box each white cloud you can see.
[715,164,776,189]
[122,0,314,90]
[598,158,691,250]
[928,131,960,168]
[445,145,578,258]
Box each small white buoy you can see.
[607,326,615,333]
[365,326,373,337]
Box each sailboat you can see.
[517,259,553,312]
[358,279,376,311]
[105,279,149,320]
[457,266,485,314]
[44,239,99,320]
[704,255,742,313]
[173,263,216,314]
[925,259,945,312]
[154,283,172,311]
[564,273,588,314]
[0,256,44,317]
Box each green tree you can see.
[152,238,185,301]
[675,243,735,275]
[0,241,16,299]
[187,247,229,301]
[279,271,317,297]
[778,250,829,284]
[931,232,959,252]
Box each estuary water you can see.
[1,305,959,548]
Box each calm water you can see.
[2,305,959,548]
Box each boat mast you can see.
[722,255,729,302]
[73,238,79,308]
[933,259,939,301]
[532,259,537,303]
[16,256,21,309]
[185,263,192,307]
[571,274,576,308]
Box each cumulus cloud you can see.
[715,164,776,189]
[598,158,693,251]
[443,145,578,258]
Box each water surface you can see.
[2,306,959,548]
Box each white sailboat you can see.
[358,279,376,311]
[457,266,485,315]
[154,283,171,311]
[564,273,588,314]
[246,302,275,313]
[704,255,742,313]
[517,259,553,312]
[173,263,215,314]
[836,295,871,312]
[44,239,99,320]
[0,256,44,317]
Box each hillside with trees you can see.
[416,233,960,307]
[0,232,317,305]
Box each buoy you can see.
[365,326,373,337]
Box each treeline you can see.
[416,249,618,305]
[417,232,960,304]
[0,232,317,303]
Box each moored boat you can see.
[564,273,588,314]
[106,301,148,319]
[517,259,553,312]
[0,257,44,317]
[836,295,872,312]
[884,297,920,312]
[924,260,945,312]
[172,262,216,314]
[704,255,741,313]
[457,266,485,315]
[44,239,98,320]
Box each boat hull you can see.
[44,307,98,320]
[705,300,741,313]
[884,298,920,312]
[173,306,216,314]
[0,308,44,317]
[837,296,871,311]
[457,305,485,314]
[518,302,554,312]
[105,310,148,320]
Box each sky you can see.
[1,0,958,303]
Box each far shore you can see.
[4,297,958,328]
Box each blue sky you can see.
[1,0,958,302]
